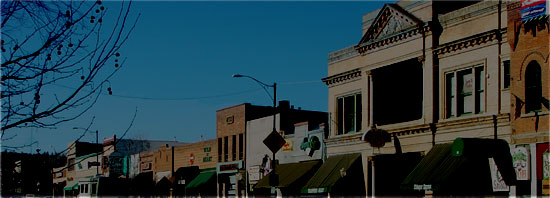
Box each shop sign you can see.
[88,161,101,167]
[190,153,195,165]
[513,145,530,180]
[220,163,239,172]
[521,0,547,22]
[489,158,509,192]
[217,161,242,174]
[306,187,326,193]
[109,156,124,176]
[282,139,293,151]
[248,166,261,181]
[413,184,432,191]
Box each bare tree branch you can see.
[1,1,139,137]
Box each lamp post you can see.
[232,74,280,190]
[232,74,277,133]
[73,127,100,176]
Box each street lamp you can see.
[232,74,277,133]
[232,74,280,190]
[73,127,100,176]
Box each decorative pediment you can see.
[321,69,362,86]
[357,4,423,46]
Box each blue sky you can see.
[4,1,390,153]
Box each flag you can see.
[515,95,525,119]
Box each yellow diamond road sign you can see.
[263,130,286,154]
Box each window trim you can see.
[502,59,511,90]
[335,92,362,135]
[444,63,486,119]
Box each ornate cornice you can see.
[355,23,431,55]
[321,69,362,86]
[434,29,506,55]
[388,123,432,137]
[325,114,510,145]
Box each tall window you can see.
[224,136,228,162]
[337,93,362,135]
[525,61,542,112]
[232,135,236,161]
[503,60,511,89]
[238,134,243,160]
[446,65,485,118]
[218,138,222,162]
[446,73,456,117]
[474,67,485,114]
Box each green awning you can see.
[254,160,321,189]
[401,138,516,192]
[401,143,464,191]
[63,182,78,191]
[185,170,216,189]
[301,153,361,193]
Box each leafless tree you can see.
[1,0,138,137]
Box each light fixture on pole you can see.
[233,74,284,189]
[73,127,100,176]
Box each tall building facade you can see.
[322,1,515,196]
[216,103,274,197]
[245,101,327,196]
[507,1,549,196]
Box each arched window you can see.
[525,61,542,112]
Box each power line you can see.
[50,79,322,101]
[109,88,264,101]
[52,84,263,101]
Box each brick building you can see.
[507,1,549,196]
[216,103,274,197]
[148,139,218,196]
[173,139,217,170]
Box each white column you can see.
[366,71,373,127]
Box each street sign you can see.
[263,130,286,154]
